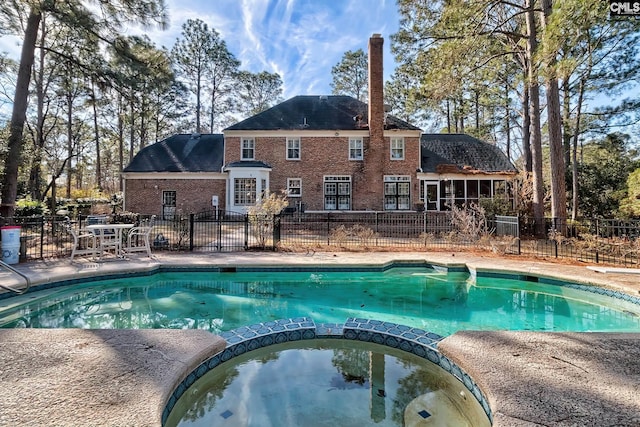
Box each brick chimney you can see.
[368,34,384,149]
[357,33,385,210]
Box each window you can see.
[287,137,300,160]
[390,137,404,160]
[349,137,363,160]
[241,137,255,160]
[162,190,177,220]
[480,180,492,197]
[437,179,512,210]
[234,178,256,205]
[384,176,410,210]
[287,178,302,197]
[162,190,176,208]
[324,176,351,210]
[466,180,479,201]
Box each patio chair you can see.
[125,215,156,257]
[64,217,98,261]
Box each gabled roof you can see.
[421,134,517,174]
[224,95,422,131]
[123,134,224,173]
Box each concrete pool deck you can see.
[1,251,639,426]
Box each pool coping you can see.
[1,251,640,426]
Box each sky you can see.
[127,0,401,98]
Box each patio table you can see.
[86,223,134,258]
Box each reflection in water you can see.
[1,269,639,335]
[166,340,490,427]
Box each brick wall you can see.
[124,177,227,216]
[223,134,420,211]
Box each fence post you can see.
[40,216,45,259]
[327,213,331,245]
[273,214,281,248]
[189,214,195,251]
[217,211,222,251]
[244,214,249,249]
[423,212,427,235]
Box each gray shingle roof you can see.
[421,134,517,174]
[224,160,272,169]
[224,95,421,131]
[123,134,224,173]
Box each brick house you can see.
[122,35,517,218]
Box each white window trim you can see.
[384,175,411,211]
[287,178,302,197]
[286,137,301,160]
[233,177,257,206]
[390,137,405,160]
[349,137,363,161]
[324,175,351,210]
[241,137,255,160]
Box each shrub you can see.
[15,197,49,217]
[248,190,289,248]
[449,202,491,241]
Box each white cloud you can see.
[159,0,400,98]
[3,0,400,100]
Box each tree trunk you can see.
[129,95,135,162]
[475,90,480,130]
[91,80,102,191]
[522,71,532,173]
[525,0,545,235]
[118,93,125,192]
[446,99,451,133]
[561,79,572,173]
[140,83,147,151]
[0,9,41,217]
[30,15,47,201]
[504,78,511,161]
[571,78,586,220]
[541,0,567,232]
[195,72,201,133]
[66,90,74,200]
[210,76,216,133]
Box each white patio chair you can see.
[125,215,156,257]
[64,217,97,261]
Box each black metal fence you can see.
[1,212,638,267]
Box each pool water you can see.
[164,339,491,427]
[1,267,639,335]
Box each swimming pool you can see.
[1,265,639,335]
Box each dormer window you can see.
[241,137,255,160]
[287,137,301,160]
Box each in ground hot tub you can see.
[163,319,491,427]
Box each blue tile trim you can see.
[161,317,493,426]
[474,270,640,306]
